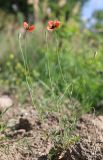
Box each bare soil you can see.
[0,94,103,160]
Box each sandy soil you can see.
[0,94,103,160]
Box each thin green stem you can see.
[55,32,66,84]
[57,83,72,107]
[55,32,77,113]
[24,35,33,88]
[45,31,55,99]
[19,33,35,107]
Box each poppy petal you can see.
[47,26,53,31]
[28,25,35,32]
[24,22,28,29]
[55,20,60,28]
[48,21,54,27]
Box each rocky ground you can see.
[0,94,103,160]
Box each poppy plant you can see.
[47,20,61,31]
[23,22,35,32]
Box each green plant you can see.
[0,18,103,150]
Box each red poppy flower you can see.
[23,22,35,32]
[47,20,61,31]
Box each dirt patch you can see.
[51,114,103,160]
[0,95,58,160]
[74,114,103,160]
[0,95,103,160]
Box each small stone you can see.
[7,119,17,130]
[0,95,13,111]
